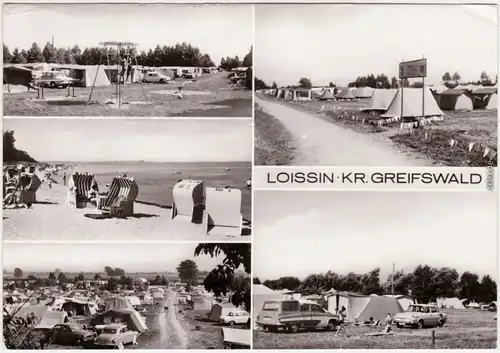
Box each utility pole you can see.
[52,36,55,63]
[391,262,395,295]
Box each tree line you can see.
[3,130,36,163]
[254,265,497,304]
[3,42,252,69]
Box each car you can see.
[256,300,341,333]
[142,71,171,84]
[219,310,250,326]
[393,304,447,329]
[182,72,196,80]
[49,323,96,346]
[37,71,73,88]
[93,323,138,348]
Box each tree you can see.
[195,243,251,311]
[14,268,23,278]
[480,71,490,82]
[11,48,27,64]
[411,265,437,303]
[3,44,13,63]
[253,277,261,284]
[242,46,252,67]
[42,42,55,63]
[3,130,37,163]
[459,271,480,301]
[452,71,461,81]
[271,81,278,89]
[360,268,383,295]
[94,273,101,281]
[177,260,199,285]
[433,267,459,298]
[478,275,496,303]
[442,72,452,82]
[299,77,312,89]
[57,272,68,284]
[48,272,56,281]
[390,76,398,88]
[26,42,44,63]
[74,273,85,282]
[254,77,268,91]
[106,277,118,291]
[329,82,336,87]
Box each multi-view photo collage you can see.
[1,2,498,351]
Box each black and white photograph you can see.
[254,4,497,167]
[3,242,251,349]
[252,190,497,349]
[3,119,252,240]
[3,4,253,117]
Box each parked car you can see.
[256,300,340,333]
[142,71,171,84]
[49,323,96,346]
[37,71,73,88]
[182,72,196,80]
[93,323,138,348]
[393,304,447,329]
[219,310,250,326]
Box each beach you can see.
[3,161,251,241]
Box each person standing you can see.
[383,313,393,333]
[63,172,67,186]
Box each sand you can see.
[3,174,250,241]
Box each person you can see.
[120,57,128,84]
[246,178,252,189]
[63,172,67,186]
[383,313,393,333]
[335,306,348,336]
[126,62,133,84]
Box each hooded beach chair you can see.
[66,172,97,208]
[170,179,205,223]
[17,172,42,204]
[97,176,139,217]
[203,187,243,237]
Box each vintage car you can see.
[256,300,341,333]
[49,323,96,345]
[142,71,171,84]
[393,304,447,329]
[37,71,73,88]
[93,323,138,347]
[219,310,250,326]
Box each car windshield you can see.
[102,327,118,334]
[262,302,279,311]
[408,306,424,313]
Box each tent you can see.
[208,302,240,322]
[361,89,397,112]
[293,88,312,101]
[3,66,35,89]
[436,297,466,309]
[90,308,147,333]
[35,311,69,329]
[471,87,497,109]
[486,93,497,109]
[125,296,141,307]
[51,64,110,87]
[253,284,282,323]
[384,295,415,311]
[62,299,97,316]
[104,296,133,312]
[317,89,335,101]
[327,293,403,322]
[355,87,375,99]
[382,88,444,119]
[337,87,356,100]
[192,295,215,311]
[437,88,473,111]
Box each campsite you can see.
[254,4,497,167]
[252,190,497,349]
[3,243,252,350]
[3,119,252,240]
[3,4,253,117]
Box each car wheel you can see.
[142,79,147,83]
[396,323,402,329]
[75,338,82,346]
[417,320,424,329]
[287,324,298,333]
[437,320,444,327]
[159,79,166,84]
[228,321,235,326]
[326,320,336,331]
[50,82,57,88]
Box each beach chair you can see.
[97,176,139,217]
[18,173,42,204]
[66,172,96,208]
[171,179,205,223]
[203,187,243,237]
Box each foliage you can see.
[253,277,262,284]
[254,76,269,91]
[263,276,301,291]
[176,259,199,285]
[3,131,37,163]
[104,266,125,277]
[299,77,312,89]
[195,243,251,311]
[349,73,390,88]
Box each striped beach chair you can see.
[66,172,96,209]
[97,176,139,217]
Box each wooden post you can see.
[431,330,435,348]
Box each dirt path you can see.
[256,97,430,166]
[166,291,188,349]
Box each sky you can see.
[3,4,252,61]
[256,4,498,86]
[4,118,252,162]
[254,191,497,282]
[3,243,227,273]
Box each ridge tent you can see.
[51,64,110,87]
[253,284,282,323]
[317,89,335,100]
[35,311,69,329]
[382,88,443,119]
[486,93,497,109]
[104,296,134,312]
[327,293,403,322]
[436,297,466,309]
[471,87,497,109]
[337,87,356,100]
[383,295,415,311]
[354,87,375,99]
[437,88,473,111]
[361,89,397,112]
[90,308,147,333]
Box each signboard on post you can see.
[399,59,427,79]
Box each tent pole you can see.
[88,51,103,103]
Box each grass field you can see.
[3,72,252,117]
[253,309,497,349]
[254,104,296,165]
[257,93,497,166]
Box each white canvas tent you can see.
[361,89,397,112]
[486,93,497,109]
[437,297,466,309]
[383,295,415,311]
[355,87,375,99]
[337,87,355,100]
[51,64,110,87]
[327,293,403,322]
[382,88,443,119]
[437,88,473,111]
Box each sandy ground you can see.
[3,72,252,117]
[3,178,250,241]
[255,96,432,166]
